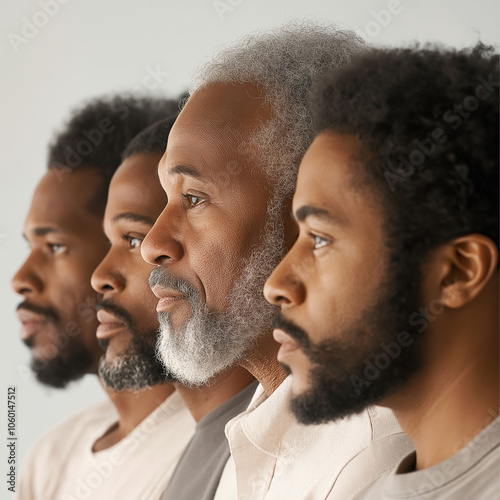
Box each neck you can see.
[93,382,175,452]
[239,332,287,396]
[175,366,255,422]
[389,296,499,470]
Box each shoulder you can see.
[17,399,116,499]
[23,399,116,465]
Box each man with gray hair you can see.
[142,22,413,499]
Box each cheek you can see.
[308,248,385,340]
[53,263,100,327]
[126,276,160,330]
[302,257,364,341]
[190,220,265,308]
[191,238,244,307]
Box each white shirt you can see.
[224,376,414,499]
[17,390,195,500]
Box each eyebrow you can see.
[111,212,155,225]
[293,205,346,226]
[167,165,205,180]
[22,227,59,240]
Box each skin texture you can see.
[12,167,108,384]
[265,131,499,470]
[142,83,292,395]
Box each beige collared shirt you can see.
[224,376,413,499]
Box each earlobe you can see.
[440,234,498,309]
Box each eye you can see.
[123,234,143,249]
[183,194,204,207]
[47,243,66,255]
[311,234,330,250]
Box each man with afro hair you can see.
[265,43,499,499]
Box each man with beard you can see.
[93,117,256,500]
[141,23,412,499]
[264,44,499,499]
[11,95,183,499]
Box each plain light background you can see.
[1,0,498,470]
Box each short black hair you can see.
[47,95,182,214]
[311,43,499,263]
[122,114,178,160]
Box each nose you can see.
[141,206,184,266]
[11,253,43,296]
[264,249,306,308]
[91,249,125,294]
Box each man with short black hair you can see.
[13,95,178,388]
[12,95,191,499]
[264,43,499,499]
[94,117,256,500]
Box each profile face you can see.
[141,83,287,385]
[11,167,108,387]
[92,153,167,390]
[264,132,424,423]
[91,152,170,390]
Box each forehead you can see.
[106,153,165,218]
[162,83,271,178]
[294,132,379,221]
[24,167,103,234]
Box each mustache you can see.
[273,313,311,350]
[148,267,198,299]
[17,301,59,325]
[96,299,134,332]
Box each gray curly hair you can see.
[153,23,369,385]
[190,21,367,198]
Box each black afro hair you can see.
[311,43,499,262]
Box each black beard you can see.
[31,349,93,389]
[276,252,426,425]
[97,299,176,391]
[18,301,94,388]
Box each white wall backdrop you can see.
[1,0,498,471]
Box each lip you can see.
[96,309,128,339]
[16,308,50,341]
[151,285,185,313]
[273,328,300,362]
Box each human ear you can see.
[439,234,498,308]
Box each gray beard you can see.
[98,330,170,391]
[153,193,286,386]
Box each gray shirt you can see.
[161,381,258,500]
[359,416,500,499]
